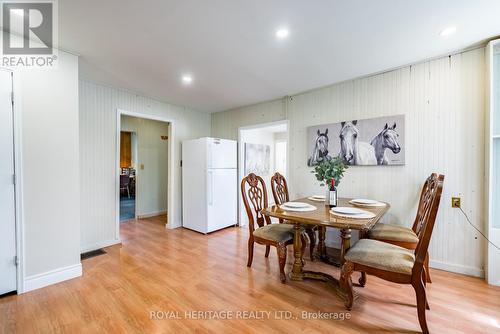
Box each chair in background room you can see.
[270,172,319,261]
[241,173,306,283]
[120,174,131,198]
[340,174,444,334]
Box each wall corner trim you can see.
[23,263,82,293]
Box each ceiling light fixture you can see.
[276,28,289,40]
[182,75,193,85]
[439,26,457,37]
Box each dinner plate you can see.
[330,207,366,215]
[351,198,379,205]
[282,202,309,208]
[330,208,375,219]
[349,200,386,207]
[308,196,326,202]
[311,195,325,200]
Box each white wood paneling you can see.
[212,48,486,277]
[79,81,211,252]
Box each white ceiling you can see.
[60,0,500,113]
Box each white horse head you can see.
[308,129,331,166]
[370,122,401,165]
[340,120,377,165]
[339,121,359,164]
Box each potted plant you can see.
[311,157,348,198]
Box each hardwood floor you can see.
[1,215,500,333]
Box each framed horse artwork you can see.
[307,115,405,166]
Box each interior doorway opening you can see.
[119,130,137,222]
[238,120,289,226]
[116,110,174,234]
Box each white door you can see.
[207,168,237,232]
[0,70,16,295]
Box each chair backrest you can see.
[412,173,441,236]
[120,174,130,187]
[412,174,445,278]
[241,173,271,233]
[270,172,289,205]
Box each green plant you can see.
[311,157,348,187]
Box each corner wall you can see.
[212,48,486,277]
[79,81,211,252]
[17,51,81,291]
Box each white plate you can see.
[351,198,379,205]
[282,202,309,208]
[281,204,317,212]
[330,207,366,215]
[330,209,375,219]
[349,200,386,207]
[308,197,326,202]
[311,195,325,200]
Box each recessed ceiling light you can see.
[182,75,193,84]
[276,28,289,40]
[439,26,457,37]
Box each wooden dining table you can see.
[261,197,390,297]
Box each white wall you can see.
[79,81,211,252]
[121,115,169,217]
[212,48,486,277]
[16,51,81,290]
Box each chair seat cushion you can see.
[345,239,415,275]
[368,223,419,244]
[253,223,294,243]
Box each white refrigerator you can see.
[182,137,237,234]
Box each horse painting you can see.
[308,129,332,166]
[307,115,405,166]
[339,121,377,165]
[370,122,402,165]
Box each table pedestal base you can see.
[289,270,356,302]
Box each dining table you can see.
[261,197,390,298]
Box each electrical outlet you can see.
[451,197,461,208]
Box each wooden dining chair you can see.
[120,174,131,198]
[270,172,318,261]
[340,174,444,334]
[367,173,443,283]
[241,173,306,283]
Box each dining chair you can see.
[270,172,318,261]
[241,173,306,283]
[367,173,443,283]
[120,174,131,198]
[340,174,444,334]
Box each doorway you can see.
[0,69,17,295]
[116,110,174,235]
[238,120,289,225]
[119,130,137,222]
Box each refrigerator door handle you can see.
[208,170,214,206]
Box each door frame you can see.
[237,120,290,226]
[115,109,175,237]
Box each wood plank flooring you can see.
[1,215,500,334]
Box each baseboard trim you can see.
[430,259,484,278]
[137,210,167,219]
[81,239,121,253]
[24,263,82,293]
